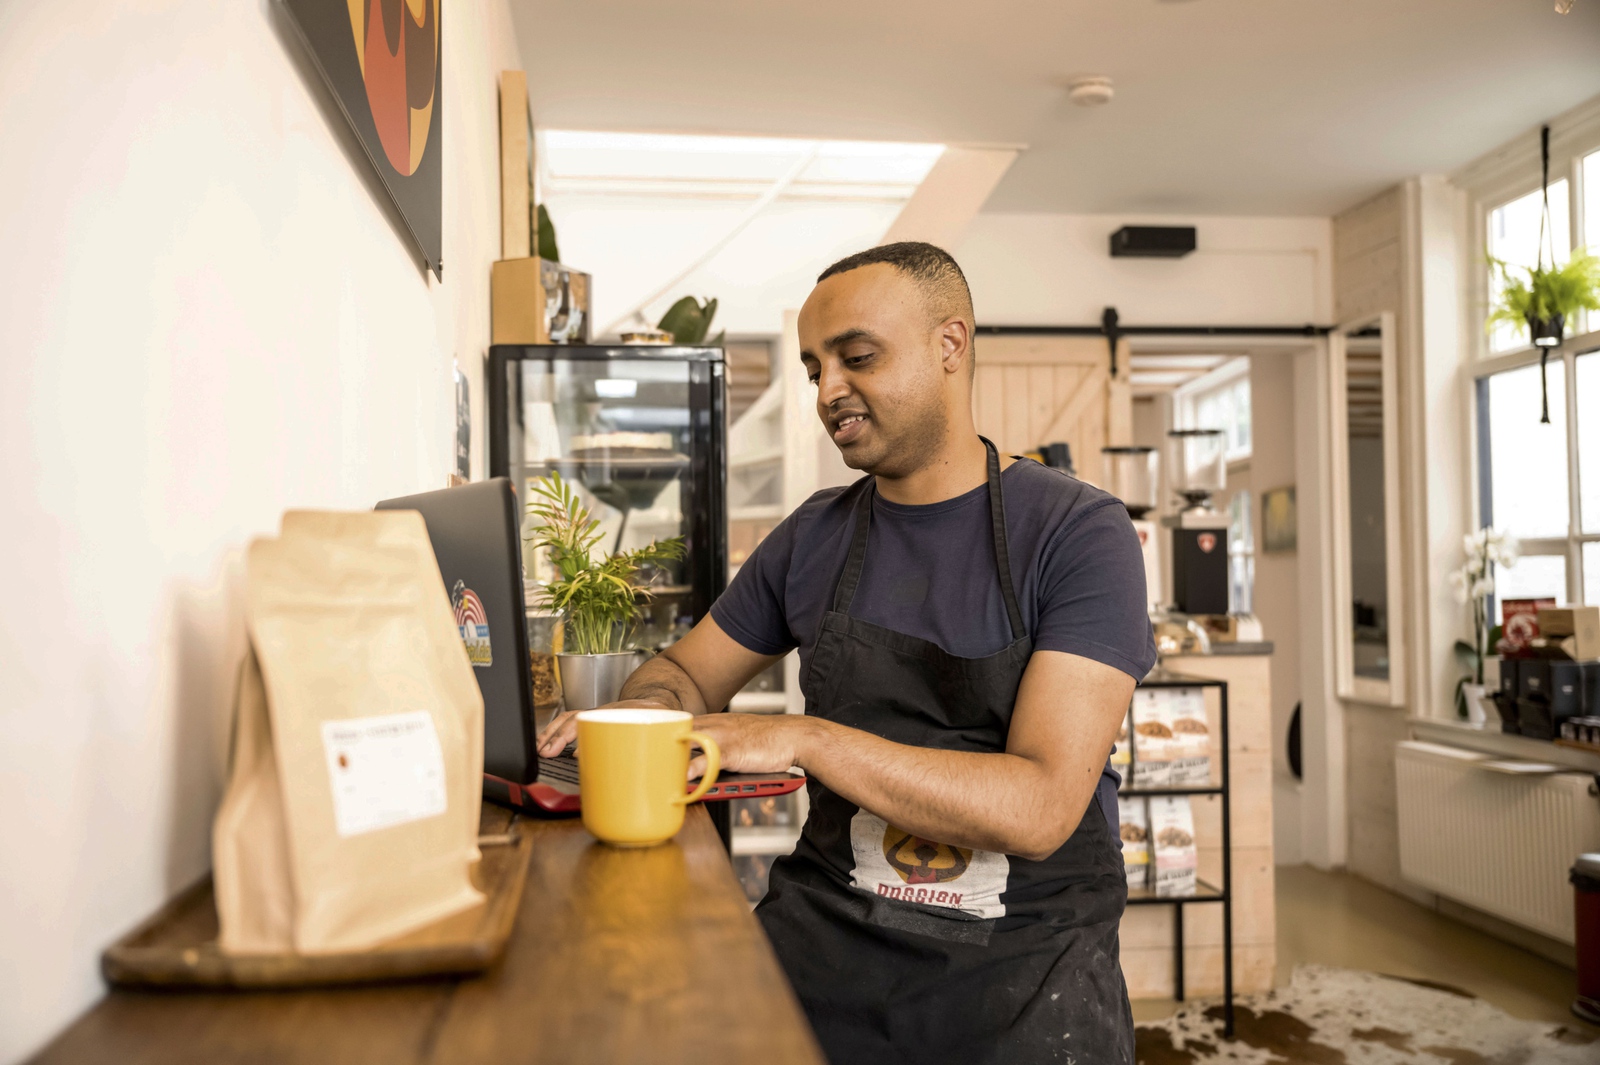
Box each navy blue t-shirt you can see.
[710,458,1158,832]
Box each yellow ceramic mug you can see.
[575,708,721,847]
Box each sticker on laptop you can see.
[451,579,493,667]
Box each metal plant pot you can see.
[556,652,640,712]
[1527,312,1565,348]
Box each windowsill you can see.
[1407,714,1600,772]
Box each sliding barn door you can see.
[971,335,1132,486]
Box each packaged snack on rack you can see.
[1111,706,1133,792]
[1167,686,1212,786]
[1130,688,1177,788]
[1150,796,1197,898]
[1119,797,1151,889]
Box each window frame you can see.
[1473,343,1600,608]
[1460,109,1600,607]
[1172,356,1252,461]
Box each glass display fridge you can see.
[488,344,728,643]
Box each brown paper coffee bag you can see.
[213,510,484,955]
[277,509,483,862]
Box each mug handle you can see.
[677,732,721,805]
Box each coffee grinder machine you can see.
[1103,446,1162,613]
[1162,429,1230,616]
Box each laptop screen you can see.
[376,478,537,783]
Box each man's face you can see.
[797,264,962,476]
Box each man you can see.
[538,242,1155,1063]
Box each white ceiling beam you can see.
[877,146,1020,250]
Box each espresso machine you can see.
[1102,446,1161,613]
[1161,429,1230,616]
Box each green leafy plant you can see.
[657,296,725,346]
[1486,248,1600,337]
[536,204,560,263]
[525,472,684,654]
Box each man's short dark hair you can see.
[817,242,976,363]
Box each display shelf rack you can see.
[730,825,803,857]
[1124,670,1234,1037]
[730,691,788,713]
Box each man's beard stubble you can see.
[841,389,950,479]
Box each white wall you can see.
[0,2,522,1059]
[956,213,1333,326]
[1249,353,1305,865]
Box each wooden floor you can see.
[1133,863,1594,1029]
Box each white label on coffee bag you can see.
[321,711,448,838]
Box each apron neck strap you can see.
[830,437,1027,642]
[982,437,1027,641]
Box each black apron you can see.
[756,440,1133,1065]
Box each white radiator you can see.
[1395,740,1600,943]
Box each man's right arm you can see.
[534,615,783,756]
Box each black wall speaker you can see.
[1109,226,1196,258]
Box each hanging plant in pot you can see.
[1487,248,1600,352]
[1485,124,1600,422]
[525,472,684,712]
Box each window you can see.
[1174,357,1251,460]
[1587,148,1600,333]
[1477,350,1600,616]
[1471,131,1600,612]
[1480,361,1568,541]
[1228,488,1254,615]
[1487,180,1570,353]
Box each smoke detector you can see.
[1067,76,1114,106]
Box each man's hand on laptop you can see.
[534,700,673,758]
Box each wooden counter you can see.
[28,806,825,1065]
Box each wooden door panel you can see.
[970,336,1130,484]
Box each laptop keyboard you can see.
[537,752,581,786]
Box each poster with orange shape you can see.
[281,0,443,277]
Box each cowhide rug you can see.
[1135,965,1597,1064]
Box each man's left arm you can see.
[690,649,1133,862]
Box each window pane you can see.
[1580,352,1600,533]
[1488,180,1571,353]
[1494,554,1566,624]
[1230,553,1254,616]
[1233,378,1252,454]
[1229,488,1253,553]
[1588,150,1600,332]
[1227,490,1253,614]
[1586,542,1600,608]
[1482,361,1568,539]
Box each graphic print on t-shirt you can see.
[848,809,1008,918]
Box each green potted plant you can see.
[1487,248,1600,350]
[525,472,684,711]
[657,296,724,345]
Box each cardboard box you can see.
[491,257,590,345]
[1540,606,1600,661]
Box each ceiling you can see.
[510,0,1600,217]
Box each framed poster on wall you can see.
[280,0,443,277]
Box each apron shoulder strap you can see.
[981,438,1027,642]
[831,480,875,613]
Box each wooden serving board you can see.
[101,805,532,990]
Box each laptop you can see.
[376,478,803,814]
